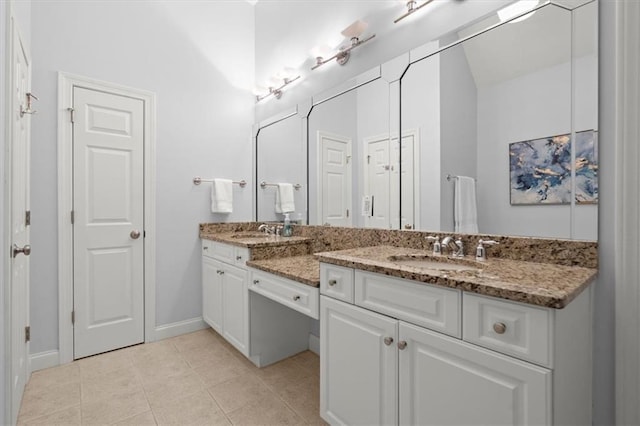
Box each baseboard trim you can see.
[309,333,320,356]
[154,317,208,341]
[29,350,60,373]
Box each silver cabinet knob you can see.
[493,322,507,334]
[292,295,301,301]
[130,230,141,240]
[236,255,243,260]
[397,341,407,350]
[383,337,394,346]
[328,279,337,287]
[253,279,259,285]
[216,270,224,275]
[12,244,31,258]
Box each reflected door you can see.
[319,131,352,227]
[364,135,391,229]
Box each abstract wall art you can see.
[509,134,572,205]
[574,130,598,204]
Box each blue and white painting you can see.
[575,130,598,204]
[509,134,572,205]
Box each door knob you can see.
[12,244,31,258]
[130,230,141,240]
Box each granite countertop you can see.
[200,231,312,248]
[315,246,597,309]
[247,255,320,288]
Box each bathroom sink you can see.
[387,254,483,272]
[230,232,271,239]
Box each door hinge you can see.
[25,326,30,343]
[71,210,74,224]
[25,210,31,226]
[71,310,75,325]
[367,155,371,164]
[346,209,350,218]
[67,107,75,123]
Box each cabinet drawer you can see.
[355,271,461,338]
[203,240,249,266]
[462,293,552,367]
[320,264,354,303]
[250,269,319,319]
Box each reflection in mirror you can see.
[401,3,597,239]
[255,113,306,223]
[308,78,391,228]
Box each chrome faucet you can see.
[441,236,464,257]
[258,224,275,235]
[425,236,441,255]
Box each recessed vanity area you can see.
[203,0,599,425]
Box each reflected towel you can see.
[454,176,478,233]
[211,178,233,213]
[275,183,295,213]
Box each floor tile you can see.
[226,393,305,426]
[26,363,80,391]
[153,391,230,426]
[18,405,81,426]
[168,329,221,353]
[277,375,326,425]
[142,372,205,408]
[208,372,273,414]
[134,355,191,383]
[255,356,315,390]
[18,382,81,422]
[178,344,232,369]
[113,410,157,426]
[78,350,133,380]
[81,366,142,404]
[194,352,250,388]
[126,340,179,365]
[81,389,149,425]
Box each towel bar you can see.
[260,181,302,190]
[193,177,246,188]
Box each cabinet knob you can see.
[328,279,337,287]
[253,279,259,285]
[292,295,301,301]
[493,322,507,335]
[236,255,243,260]
[397,341,407,350]
[383,337,394,346]
[216,270,224,275]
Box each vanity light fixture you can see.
[311,20,376,71]
[394,0,436,24]
[255,75,301,102]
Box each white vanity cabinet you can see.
[320,264,592,426]
[202,240,249,355]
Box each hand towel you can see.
[275,183,295,213]
[211,178,233,213]
[454,176,478,233]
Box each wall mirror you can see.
[255,110,307,223]
[308,71,401,228]
[401,1,597,240]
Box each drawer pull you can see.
[493,322,507,335]
[216,270,224,275]
[203,246,209,250]
[328,279,337,287]
[253,279,260,285]
[397,341,407,350]
[293,295,301,301]
[236,255,243,260]
[383,337,394,346]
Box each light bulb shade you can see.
[497,0,540,23]
[310,44,333,59]
[341,20,368,39]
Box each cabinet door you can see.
[320,296,398,426]
[222,264,248,355]
[399,322,551,426]
[202,257,223,333]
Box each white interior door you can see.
[399,131,419,230]
[73,87,144,359]
[365,136,391,229]
[318,131,352,227]
[9,23,31,424]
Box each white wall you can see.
[29,1,255,353]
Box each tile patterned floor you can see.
[18,329,327,425]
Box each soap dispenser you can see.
[282,213,293,237]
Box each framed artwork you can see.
[575,130,598,204]
[509,134,572,205]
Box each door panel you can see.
[319,132,352,226]
[203,258,223,333]
[320,296,398,426]
[399,322,551,426]
[9,23,31,424]
[222,265,248,354]
[73,87,144,359]
[365,137,391,229]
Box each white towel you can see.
[454,176,478,233]
[211,178,233,214]
[275,183,295,213]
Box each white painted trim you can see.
[57,73,157,364]
[154,317,208,341]
[615,1,640,424]
[29,350,59,373]
[308,333,320,356]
